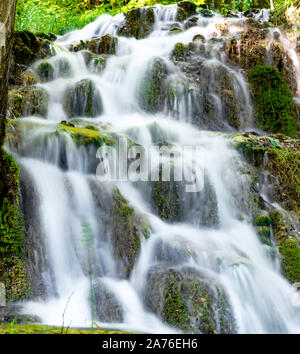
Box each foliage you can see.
[248,66,297,138]
[15,0,177,35]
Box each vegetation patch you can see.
[248,66,298,137]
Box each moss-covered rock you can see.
[151,164,182,222]
[63,79,103,118]
[226,27,267,69]
[145,266,236,333]
[57,121,115,148]
[86,34,118,55]
[270,209,300,283]
[110,188,142,278]
[248,66,298,137]
[168,27,184,35]
[0,150,28,301]
[7,86,49,118]
[233,133,300,211]
[36,61,54,82]
[176,1,197,22]
[12,30,51,67]
[138,57,167,113]
[269,40,298,94]
[172,42,188,62]
[255,214,272,227]
[117,7,155,39]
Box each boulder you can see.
[117,7,155,39]
[176,1,197,22]
[7,86,49,118]
[138,57,167,113]
[63,79,103,118]
[145,266,236,333]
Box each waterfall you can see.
[6,4,300,334]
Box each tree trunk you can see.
[0,0,17,147]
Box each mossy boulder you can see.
[151,164,182,222]
[270,40,298,94]
[138,57,167,113]
[226,27,267,69]
[233,133,300,212]
[110,188,142,278]
[92,278,124,322]
[86,34,118,55]
[248,65,298,137]
[270,209,300,283]
[168,27,184,35]
[176,1,197,22]
[145,266,236,333]
[12,30,51,67]
[36,61,54,82]
[63,79,103,118]
[172,42,188,62]
[117,7,155,39]
[7,86,49,118]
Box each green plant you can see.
[248,65,297,138]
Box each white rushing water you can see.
[8,4,300,333]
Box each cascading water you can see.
[6,4,300,333]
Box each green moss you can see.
[117,7,155,39]
[152,164,181,222]
[172,42,188,62]
[0,151,27,301]
[255,214,272,227]
[279,238,300,283]
[7,86,49,118]
[162,274,189,329]
[176,1,197,22]
[248,66,298,137]
[36,61,54,82]
[0,323,133,334]
[270,209,300,283]
[57,123,115,148]
[138,58,167,113]
[258,226,271,246]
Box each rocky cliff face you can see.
[0,0,17,146]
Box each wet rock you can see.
[270,209,300,283]
[270,40,297,94]
[87,34,118,55]
[145,266,236,333]
[176,1,197,22]
[7,86,49,118]
[199,9,213,17]
[193,34,205,42]
[117,7,155,39]
[247,65,297,137]
[151,164,182,222]
[58,58,72,77]
[19,166,47,299]
[172,42,189,61]
[184,16,198,30]
[36,61,54,82]
[12,30,51,67]
[110,188,142,278]
[92,278,123,322]
[0,304,40,324]
[138,57,167,113]
[168,27,184,35]
[63,79,103,118]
